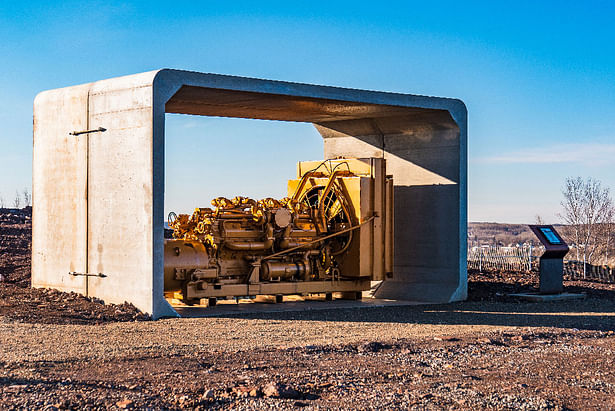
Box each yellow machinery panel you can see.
[163,158,393,305]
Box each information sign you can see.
[528,225,569,294]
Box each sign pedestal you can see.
[510,225,584,302]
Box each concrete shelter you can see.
[32,69,467,319]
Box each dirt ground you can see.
[0,209,148,324]
[1,209,615,410]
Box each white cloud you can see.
[479,143,615,166]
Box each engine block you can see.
[164,158,393,305]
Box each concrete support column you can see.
[319,112,467,303]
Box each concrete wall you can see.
[33,71,177,318]
[318,111,467,302]
[33,69,467,319]
[32,84,90,294]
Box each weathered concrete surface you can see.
[33,72,176,319]
[320,110,467,303]
[33,69,467,319]
[32,84,90,294]
[509,292,586,302]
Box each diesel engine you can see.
[164,158,393,305]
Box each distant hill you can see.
[468,222,564,247]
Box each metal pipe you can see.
[263,216,375,260]
[261,261,306,280]
[317,170,345,232]
[279,225,314,249]
[224,224,274,251]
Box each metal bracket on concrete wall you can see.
[69,127,107,136]
[68,272,107,278]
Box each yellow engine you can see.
[164,158,393,305]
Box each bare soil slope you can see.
[0,208,148,324]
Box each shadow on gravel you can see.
[211,303,615,332]
[206,282,615,332]
[468,279,615,303]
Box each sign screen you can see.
[539,227,562,245]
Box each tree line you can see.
[0,188,31,209]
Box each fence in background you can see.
[468,245,615,283]
[467,246,535,272]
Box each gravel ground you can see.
[1,209,615,409]
[1,303,615,410]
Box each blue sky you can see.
[1,1,613,222]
